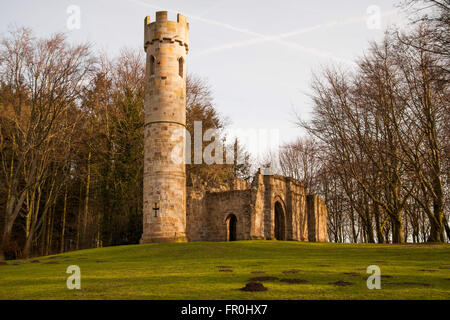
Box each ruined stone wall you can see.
[185,172,326,242]
[249,173,266,240]
[316,197,328,242]
[204,190,252,241]
[186,185,208,241]
[285,179,309,241]
[186,176,252,241]
[307,195,328,242]
[257,174,309,241]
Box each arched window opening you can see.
[274,201,285,240]
[226,214,237,241]
[150,55,155,75]
[178,57,184,78]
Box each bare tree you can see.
[0,28,95,259]
[391,27,449,241]
[279,137,321,193]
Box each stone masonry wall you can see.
[307,195,328,242]
[141,12,189,243]
[185,171,326,243]
[204,190,252,241]
[186,176,251,241]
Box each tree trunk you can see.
[0,230,11,261]
[443,215,450,242]
[391,215,404,244]
[350,207,357,243]
[365,211,375,243]
[427,196,444,242]
[23,180,55,259]
[45,204,55,255]
[2,148,16,261]
[76,184,83,250]
[374,204,385,244]
[83,151,92,248]
[428,215,444,242]
[60,186,68,253]
[1,191,27,259]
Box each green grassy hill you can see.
[0,241,449,299]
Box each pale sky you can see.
[0,0,409,161]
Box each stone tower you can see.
[141,11,189,243]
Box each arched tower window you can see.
[150,55,155,75]
[178,57,184,78]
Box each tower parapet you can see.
[144,12,189,53]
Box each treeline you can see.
[276,1,449,243]
[0,28,250,260]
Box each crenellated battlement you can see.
[144,11,189,53]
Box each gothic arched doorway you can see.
[274,201,286,240]
[226,214,237,241]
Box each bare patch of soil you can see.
[96,260,105,263]
[279,279,309,284]
[219,269,233,272]
[419,269,437,272]
[329,280,353,286]
[30,260,40,263]
[240,282,268,292]
[282,269,300,274]
[216,266,232,268]
[343,272,360,276]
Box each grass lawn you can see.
[0,241,449,300]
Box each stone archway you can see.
[226,214,237,241]
[274,201,286,240]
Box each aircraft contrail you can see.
[194,9,398,59]
[127,0,396,65]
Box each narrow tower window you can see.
[150,55,155,75]
[178,57,184,78]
